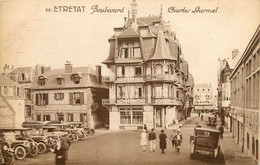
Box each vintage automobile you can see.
[64,122,95,135]
[0,134,15,165]
[207,116,217,126]
[22,122,53,153]
[190,127,220,159]
[0,128,38,160]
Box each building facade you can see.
[230,25,259,163]
[102,1,191,130]
[193,84,215,113]
[30,62,109,128]
[0,74,25,127]
[217,58,233,129]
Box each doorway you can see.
[156,109,162,127]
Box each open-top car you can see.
[0,128,38,160]
[190,127,220,160]
[207,116,217,127]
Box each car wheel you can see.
[87,131,91,135]
[91,129,95,134]
[14,146,26,160]
[72,134,79,142]
[37,142,47,154]
[4,152,15,165]
[29,144,39,157]
[1,141,11,150]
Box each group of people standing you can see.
[140,127,183,154]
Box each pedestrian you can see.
[143,124,147,132]
[169,130,177,152]
[140,129,148,152]
[218,124,224,139]
[148,128,156,152]
[201,114,203,121]
[198,112,200,117]
[61,134,71,160]
[175,130,183,154]
[50,140,66,165]
[159,130,167,154]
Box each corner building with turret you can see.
[102,0,193,130]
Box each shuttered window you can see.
[55,93,64,100]
[69,92,84,104]
[35,93,49,106]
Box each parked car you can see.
[207,116,217,127]
[0,134,15,165]
[190,127,220,159]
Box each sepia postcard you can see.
[0,0,259,165]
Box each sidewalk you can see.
[217,120,257,165]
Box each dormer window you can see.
[38,76,46,86]
[71,74,82,84]
[119,41,141,58]
[57,78,62,85]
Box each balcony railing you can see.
[151,98,180,105]
[102,76,116,83]
[102,98,146,105]
[116,75,144,82]
[117,98,146,104]
[145,74,177,82]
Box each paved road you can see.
[15,115,225,165]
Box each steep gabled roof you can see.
[117,26,139,38]
[137,16,161,26]
[0,74,19,86]
[149,29,174,61]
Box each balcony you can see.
[102,76,116,83]
[102,99,116,105]
[116,98,146,105]
[151,98,180,105]
[145,74,177,82]
[115,75,145,83]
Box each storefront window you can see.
[120,108,131,124]
[132,109,143,124]
[120,108,143,125]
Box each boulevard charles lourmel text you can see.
[50,5,219,14]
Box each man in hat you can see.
[170,130,177,152]
[175,130,183,154]
[148,128,156,152]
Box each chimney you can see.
[65,61,72,73]
[232,49,239,59]
[96,65,102,84]
[131,0,138,23]
[3,64,14,75]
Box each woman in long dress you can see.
[140,129,148,152]
[159,130,167,154]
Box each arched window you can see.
[154,64,162,75]
[252,137,255,155]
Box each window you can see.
[197,89,199,91]
[21,73,26,80]
[43,115,51,121]
[117,86,125,98]
[25,88,31,99]
[176,91,179,98]
[17,87,20,97]
[134,87,142,98]
[247,133,249,149]
[208,89,210,91]
[117,66,125,77]
[38,77,46,86]
[35,93,49,106]
[132,109,143,124]
[80,113,86,122]
[4,86,8,95]
[119,41,141,58]
[25,105,31,117]
[135,67,142,77]
[155,65,162,75]
[120,109,131,124]
[71,74,81,84]
[203,89,204,91]
[120,108,143,125]
[55,93,64,100]
[69,92,84,104]
[37,115,41,121]
[57,78,62,85]
[155,86,162,98]
[67,113,74,122]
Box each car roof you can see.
[195,127,220,133]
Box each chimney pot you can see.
[65,61,72,73]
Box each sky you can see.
[0,0,259,94]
